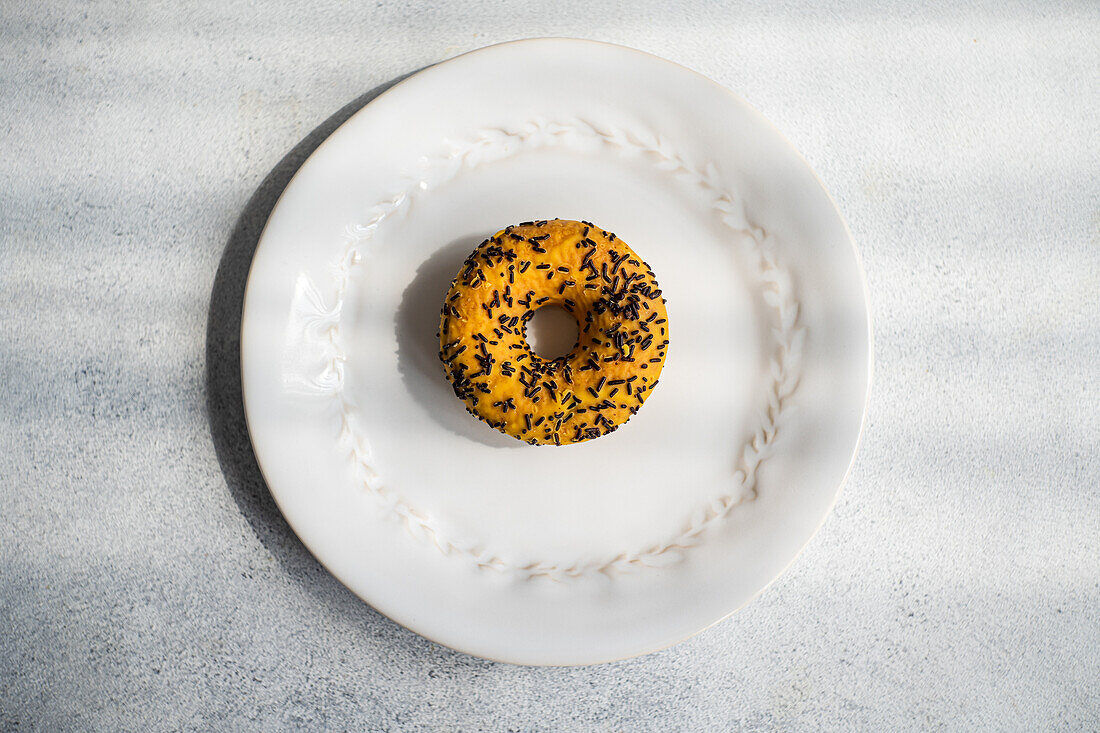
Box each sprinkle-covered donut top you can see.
[438,219,669,445]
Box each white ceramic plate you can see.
[241,38,871,665]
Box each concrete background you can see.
[2,1,1097,729]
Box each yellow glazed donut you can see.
[438,219,669,445]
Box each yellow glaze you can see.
[438,219,669,445]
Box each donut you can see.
[438,219,669,445]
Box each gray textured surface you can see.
[2,1,1098,729]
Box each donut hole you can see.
[524,305,579,360]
